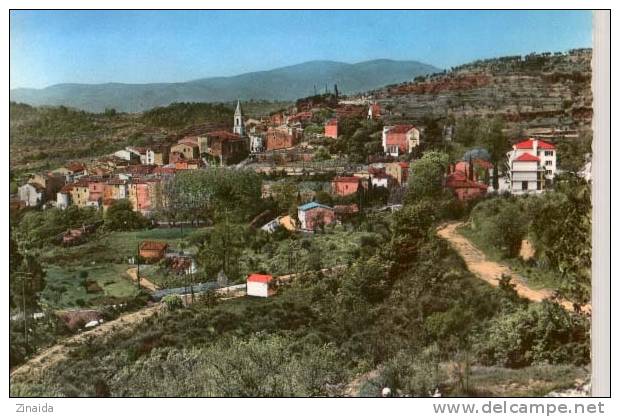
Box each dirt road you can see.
[10,304,162,380]
[437,222,590,313]
[126,267,160,292]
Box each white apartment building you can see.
[507,138,557,195]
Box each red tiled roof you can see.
[515,152,540,162]
[60,184,74,193]
[153,167,176,174]
[172,142,199,149]
[247,273,273,284]
[326,118,338,126]
[288,111,313,121]
[125,165,156,174]
[388,125,416,134]
[139,241,168,251]
[72,181,89,188]
[537,140,556,149]
[179,136,199,146]
[207,131,242,140]
[66,162,86,172]
[473,159,494,169]
[446,174,488,190]
[514,138,555,150]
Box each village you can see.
[14,91,566,221]
[10,84,575,312]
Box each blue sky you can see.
[10,10,592,89]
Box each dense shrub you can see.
[470,197,527,258]
[475,301,590,368]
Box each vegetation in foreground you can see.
[10,153,590,397]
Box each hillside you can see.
[370,49,592,135]
[10,59,440,113]
[8,102,237,175]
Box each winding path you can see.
[10,304,162,380]
[437,222,590,313]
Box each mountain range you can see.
[10,59,440,113]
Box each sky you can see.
[9,10,593,89]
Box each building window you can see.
[522,181,528,191]
[546,170,553,176]
[545,160,552,166]
[545,150,554,156]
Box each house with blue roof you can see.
[298,201,335,231]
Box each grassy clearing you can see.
[458,224,562,291]
[38,227,208,308]
[41,264,138,309]
[41,227,207,266]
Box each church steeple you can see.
[233,100,245,136]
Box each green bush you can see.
[381,346,442,397]
[475,301,590,368]
[162,295,183,311]
[470,197,527,258]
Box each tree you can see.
[481,117,509,190]
[526,176,591,305]
[157,177,183,226]
[454,117,483,147]
[270,180,299,215]
[168,168,262,224]
[422,116,443,147]
[405,151,450,203]
[314,190,333,206]
[104,199,149,231]
[313,146,331,161]
[470,197,527,258]
[197,217,246,279]
[16,206,101,247]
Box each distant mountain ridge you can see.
[10,59,440,113]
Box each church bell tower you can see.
[233,100,245,136]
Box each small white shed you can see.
[246,274,275,298]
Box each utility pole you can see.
[224,209,229,275]
[189,265,195,304]
[14,272,34,349]
[136,243,141,290]
[22,276,27,347]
